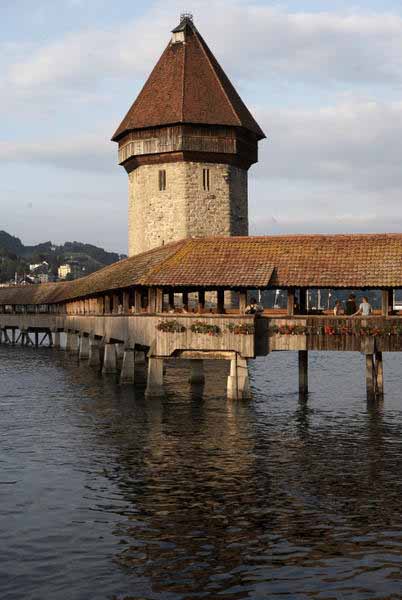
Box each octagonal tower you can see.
[112,15,266,256]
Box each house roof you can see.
[112,17,265,141]
[1,234,402,305]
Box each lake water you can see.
[2,345,402,600]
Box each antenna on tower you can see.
[180,12,194,22]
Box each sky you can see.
[1,0,402,253]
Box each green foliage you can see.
[190,321,221,336]
[0,230,123,283]
[157,320,186,333]
[0,231,24,255]
[227,322,255,335]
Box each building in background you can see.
[58,262,82,280]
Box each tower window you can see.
[203,168,210,191]
[159,169,166,191]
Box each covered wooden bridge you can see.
[1,233,402,399]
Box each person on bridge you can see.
[345,294,357,316]
[354,296,372,317]
[333,300,344,316]
[245,297,264,315]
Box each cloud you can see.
[0,134,115,172]
[2,1,402,246]
[4,1,402,99]
[3,97,402,198]
[250,212,402,236]
[217,8,402,84]
[256,100,402,191]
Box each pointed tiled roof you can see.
[112,17,265,141]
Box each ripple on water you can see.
[2,348,402,599]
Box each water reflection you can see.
[107,393,262,598]
[2,348,402,599]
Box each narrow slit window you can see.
[159,169,166,191]
[203,168,210,191]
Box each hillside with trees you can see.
[0,231,125,283]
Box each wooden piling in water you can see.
[120,349,135,384]
[375,351,384,396]
[298,350,308,397]
[189,359,205,384]
[366,354,377,399]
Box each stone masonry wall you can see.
[128,161,248,256]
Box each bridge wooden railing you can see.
[257,315,402,353]
[3,303,402,356]
[153,314,255,357]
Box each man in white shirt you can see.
[353,296,372,316]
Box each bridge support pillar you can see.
[120,349,135,384]
[134,350,147,383]
[88,338,101,367]
[52,330,61,349]
[20,329,30,346]
[366,354,376,399]
[299,350,308,397]
[115,343,125,361]
[102,343,117,374]
[66,332,78,353]
[135,350,146,365]
[145,357,165,398]
[79,335,90,360]
[366,352,384,399]
[189,359,205,384]
[375,351,384,396]
[227,355,250,400]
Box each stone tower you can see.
[112,15,265,256]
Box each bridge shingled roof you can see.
[1,234,402,305]
[111,17,265,141]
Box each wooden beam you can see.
[299,289,307,314]
[129,288,136,313]
[299,350,308,396]
[148,288,156,313]
[382,289,393,316]
[198,290,205,313]
[375,351,384,396]
[366,354,377,399]
[217,289,225,314]
[134,288,142,313]
[104,295,111,315]
[239,289,247,314]
[182,291,189,312]
[123,290,130,314]
[287,288,295,316]
[155,288,163,313]
[112,293,120,314]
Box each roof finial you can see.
[180,12,193,23]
